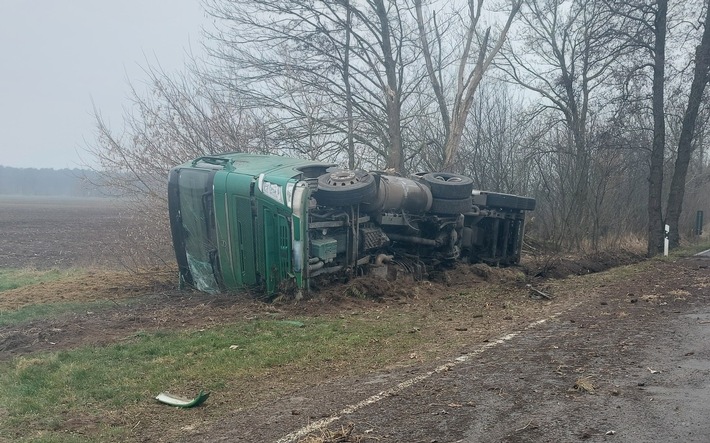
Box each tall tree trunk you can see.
[374,0,404,173]
[647,0,667,256]
[666,3,710,248]
[344,1,355,169]
[572,128,590,248]
[415,0,520,172]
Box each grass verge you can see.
[0,299,136,328]
[0,314,423,442]
[0,268,76,292]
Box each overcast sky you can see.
[0,0,207,169]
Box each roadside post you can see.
[664,224,670,257]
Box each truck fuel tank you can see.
[364,174,433,213]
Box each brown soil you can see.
[0,249,642,362]
[4,196,707,442]
[0,195,172,270]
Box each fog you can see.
[0,0,206,170]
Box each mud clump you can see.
[522,249,644,279]
[342,275,421,300]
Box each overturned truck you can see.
[168,153,535,295]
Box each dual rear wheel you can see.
[420,172,474,215]
[315,169,478,214]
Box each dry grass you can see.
[0,267,176,311]
[573,376,596,394]
[299,423,361,443]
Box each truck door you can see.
[214,172,259,290]
[257,201,292,294]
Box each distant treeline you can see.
[0,166,111,197]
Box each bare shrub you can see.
[85,65,265,269]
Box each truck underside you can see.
[168,154,535,296]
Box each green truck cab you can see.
[168,153,535,296]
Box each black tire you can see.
[315,169,377,206]
[483,192,536,211]
[423,172,474,199]
[429,196,473,215]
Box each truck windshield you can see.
[177,169,220,293]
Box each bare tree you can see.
[414,0,522,171]
[666,0,710,247]
[606,0,669,255]
[458,79,533,193]
[601,0,710,254]
[648,0,668,255]
[89,64,261,201]
[204,0,425,172]
[497,0,637,248]
[86,64,262,265]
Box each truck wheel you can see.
[423,172,474,199]
[315,169,377,206]
[430,196,473,215]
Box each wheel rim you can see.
[324,170,360,187]
[434,174,463,183]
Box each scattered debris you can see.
[554,364,569,376]
[515,420,538,432]
[606,430,616,435]
[526,284,554,300]
[155,390,210,408]
[573,377,596,394]
[298,423,357,443]
[647,367,660,374]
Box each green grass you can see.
[0,299,129,327]
[0,315,419,442]
[672,240,710,256]
[0,268,76,292]
[0,302,88,327]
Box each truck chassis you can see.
[168,154,535,296]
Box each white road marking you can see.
[694,249,710,256]
[275,313,566,443]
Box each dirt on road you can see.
[191,255,710,443]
